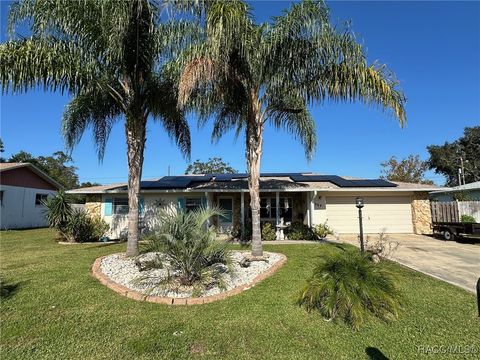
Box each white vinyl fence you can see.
[71,204,85,211]
[458,201,480,222]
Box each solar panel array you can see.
[141,175,215,189]
[139,173,397,189]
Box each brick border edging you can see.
[91,252,287,305]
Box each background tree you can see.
[0,139,5,162]
[380,155,434,185]
[1,0,195,257]
[185,157,237,174]
[80,181,102,188]
[427,126,480,186]
[177,0,406,257]
[8,150,80,189]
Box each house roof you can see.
[430,181,480,194]
[0,162,63,189]
[67,172,444,194]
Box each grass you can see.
[1,228,479,359]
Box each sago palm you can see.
[176,0,406,257]
[0,0,196,256]
[297,247,402,330]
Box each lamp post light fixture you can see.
[355,197,365,252]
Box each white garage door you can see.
[326,195,413,233]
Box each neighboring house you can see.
[430,181,480,201]
[0,163,62,229]
[68,173,442,239]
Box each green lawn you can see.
[1,229,478,359]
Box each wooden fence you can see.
[431,201,480,223]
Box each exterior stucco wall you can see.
[90,189,430,238]
[0,184,57,229]
[100,193,206,239]
[411,192,432,234]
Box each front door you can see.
[218,197,233,232]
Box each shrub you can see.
[64,210,109,243]
[286,222,318,240]
[297,247,401,330]
[229,220,252,242]
[262,222,276,241]
[365,231,399,261]
[44,192,108,243]
[460,214,476,223]
[313,222,333,239]
[43,191,73,238]
[141,207,231,286]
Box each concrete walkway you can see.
[327,234,480,293]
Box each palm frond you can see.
[266,91,317,160]
[0,37,100,94]
[147,75,191,159]
[62,88,121,160]
[266,0,406,125]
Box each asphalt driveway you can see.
[328,233,480,293]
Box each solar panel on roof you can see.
[140,173,397,189]
[290,175,397,188]
[215,174,248,181]
[141,175,215,189]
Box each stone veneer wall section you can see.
[84,195,102,217]
[411,192,432,234]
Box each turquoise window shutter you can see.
[201,196,207,208]
[139,198,145,215]
[104,198,113,216]
[177,197,185,211]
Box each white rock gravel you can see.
[100,251,283,298]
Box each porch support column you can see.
[205,191,210,226]
[240,192,245,240]
[275,192,280,225]
[309,191,316,227]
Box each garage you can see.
[325,195,413,234]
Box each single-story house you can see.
[68,173,442,239]
[430,181,480,202]
[0,162,62,229]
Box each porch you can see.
[208,190,318,239]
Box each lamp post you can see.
[356,197,365,252]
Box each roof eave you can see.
[67,186,442,195]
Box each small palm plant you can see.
[297,247,401,330]
[140,206,231,288]
[43,191,73,240]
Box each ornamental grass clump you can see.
[140,207,231,288]
[297,248,401,330]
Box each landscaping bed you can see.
[96,251,285,303]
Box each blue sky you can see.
[1,1,479,185]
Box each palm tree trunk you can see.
[125,117,146,257]
[246,100,264,257]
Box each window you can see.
[218,198,233,224]
[35,193,48,206]
[113,198,129,215]
[185,198,202,213]
[259,196,292,222]
[0,190,3,206]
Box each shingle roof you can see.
[67,173,445,194]
[0,162,27,171]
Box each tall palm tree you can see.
[176,0,406,257]
[0,0,195,257]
